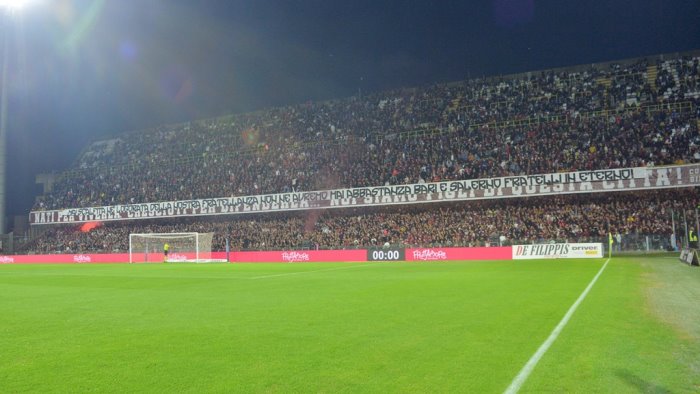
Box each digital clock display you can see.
[367,248,405,261]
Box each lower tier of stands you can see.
[20,189,698,255]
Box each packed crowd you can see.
[22,53,700,254]
[32,53,700,211]
[22,189,697,254]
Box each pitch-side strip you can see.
[250,263,378,280]
[503,258,611,394]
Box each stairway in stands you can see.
[646,64,658,91]
[595,76,612,89]
[596,76,612,108]
[442,96,463,121]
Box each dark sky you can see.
[3,0,700,223]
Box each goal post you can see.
[128,232,225,263]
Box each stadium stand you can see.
[20,189,698,253]
[22,52,700,254]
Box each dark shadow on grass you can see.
[616,369,671,393]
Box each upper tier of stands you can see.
[33,52,700,211]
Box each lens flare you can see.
[160,65,194,103]
[59,0,106,52]
[242,127,259,146]
[493,0,534,28]
[0,0,34,12]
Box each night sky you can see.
[3,0,700,224]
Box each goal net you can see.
[128,232,225,263]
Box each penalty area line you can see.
[250,263,379,280]
[503,258,611,394]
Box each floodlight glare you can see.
[0,0,34,12]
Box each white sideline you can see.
[503,258,611,394]
[250,263,376,279]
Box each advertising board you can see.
[512,243,603,259]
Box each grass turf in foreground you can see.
[518,256,700,393]
[0,257,697,392]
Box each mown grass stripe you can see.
[249,262,377,279]
[504,258,611,394]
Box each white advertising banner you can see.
[512,243,603,259]
[30,163,700,225]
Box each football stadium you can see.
[1,1,699,392]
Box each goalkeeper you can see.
[163,242,170,262]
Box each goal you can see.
[128,232,225,263]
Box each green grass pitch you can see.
[1,257,698,393]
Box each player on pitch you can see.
[163,242,170,263]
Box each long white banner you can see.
[30,164,700,224]
[512,243,603,259]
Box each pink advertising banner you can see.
[0,247,514,264]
